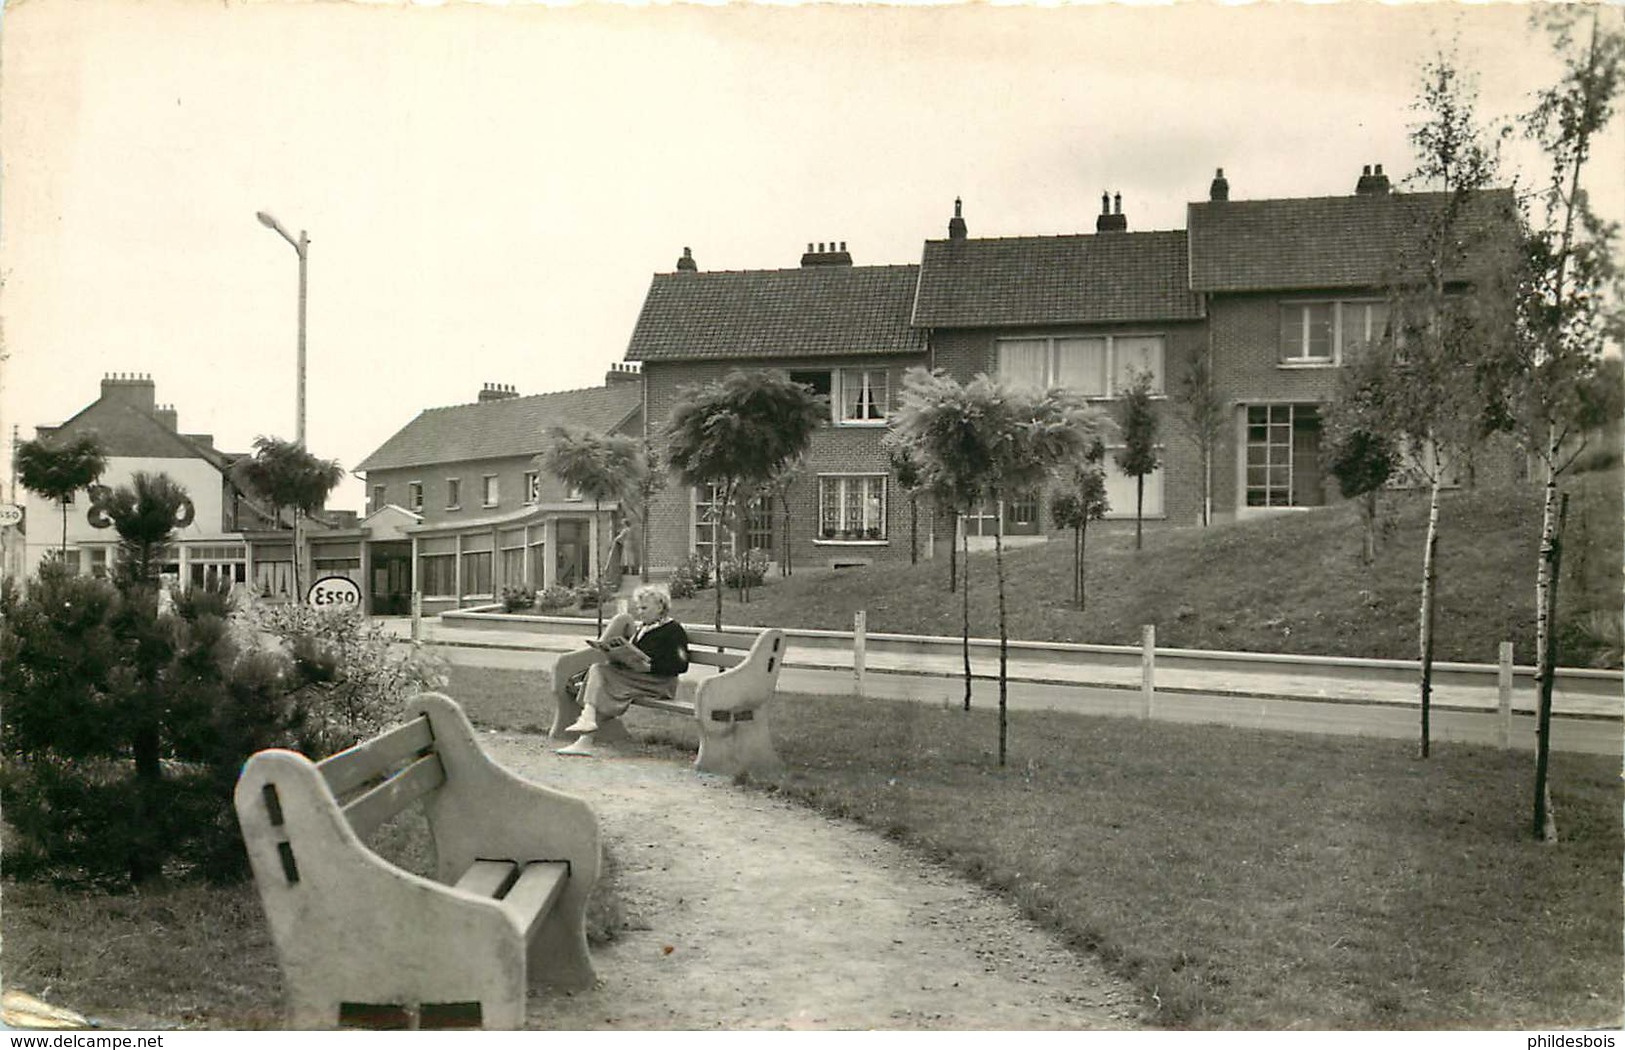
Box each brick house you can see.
[625,244,928,574]
[353,375,643,614]
[19,372,291,592]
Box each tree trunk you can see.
[60,501,70,557]
[995,511,1008,768]
[910,496,918,565]
[594,498,605,635]
[1071,524,1081,607]
[1533,473,1568,842]
[961,518,971,711]
[948,510,958,593]
[1417,467,1443,758]
[1079,520,1089,611]
[640,513,651,583]
[780,494,793,577]
[129,721,164,883]
[1362,490,1379,565]
[1201,445,1212,527]
[1135,475,1145,550]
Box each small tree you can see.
[1050,439,1111,609]
[16,432,107,557]
[1114,369,1161,550]
[542,426,643,633]
[1170,352,1224,527]
[629,436,668,583]
[232,436,345,602]
[885,438,927,564]
[1515,8,1625,840]
[1321,345,1401,565]
[666,370,825,630]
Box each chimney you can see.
[676,246,697,273]
[100,372,157,412]
[1356,163,1392,195]
[1210,167,1230,202]
[605,361,643,386]
[154,404,178,431]
[948,197,968,241]
[478,383,520,403]
[1096,190,1128,233]
[800,240,853,267]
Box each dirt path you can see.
[484,733,1143,1031]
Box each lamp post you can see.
[256,210,309,600]
[255,211,308,446]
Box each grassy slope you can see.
[670,472,1622,667]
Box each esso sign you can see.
[307,575,362,609]
[0,504,21,528]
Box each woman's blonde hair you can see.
[632,583,671,617]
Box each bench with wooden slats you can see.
[234,691,600,1031]
[549,626,788,777]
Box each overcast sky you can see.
[3,0,1621,512]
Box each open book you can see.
[585,635,651,671]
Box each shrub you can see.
[575,575,619,610]
[668,553,713,599]
[535,584,576,612]
[0,574,446,887]
[500,584,535,613]
[718,549,770,590]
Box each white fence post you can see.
[1142,624,1155,719]
[411,590,423,644]
[854,610,867,697]
[1498,641,1514,750]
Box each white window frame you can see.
[408,481,423,513]
[1279,299,1389,368]
[834,368,889,425]
[371,485,385,512]
[524,471,540,505]
[482,475,499,508]
[445,477,461,510]
[995,334,1165,397]
[815,474,888,544]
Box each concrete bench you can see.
[548,626,788,777]
[234,692,599,1030]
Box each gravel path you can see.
[483,732,1143,1031]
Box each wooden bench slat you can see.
[684,631,760,649]
[454,860,518,899]
[321,717,435,799]
[342,753,447,840]
[500,862,569,940]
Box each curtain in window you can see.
[996,340,1048,390]
[1055,338,1108,395]
[1114,336,1165,393]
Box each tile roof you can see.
[354,384,642,473]
[1187,189,1518,293]
[912,230,1204,328]
[624,264,927,362]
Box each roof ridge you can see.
[925,229,1188,245]
[421,382,639,413]
[651,262,921,278]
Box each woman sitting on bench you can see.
[558,584,690,755]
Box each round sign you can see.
[0,504,21,527]
[307,575,362,609]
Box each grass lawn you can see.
[667,473,1623,668]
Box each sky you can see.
[2,0,1622,513]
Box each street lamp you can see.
[257,210,310,602]
[255,210,309,447]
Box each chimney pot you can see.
[1210,167,1230,201]
[676,246,697,272]
[948,197,969,241]
[1113,192,1122,215]
[1101,192,1110,215]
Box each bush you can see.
[718,549,770,590]
[0,574,446,887]
[575,575,619,610]
[668,553,713,600]
[500,584,535,613]
[535,584,576,612]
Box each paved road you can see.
[398,622,1620,756]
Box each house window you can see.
[408,482,423,512]
[445,478,461,509]
[418,553,455,597]
[483,476,499,507]
[371,485,385,512]
[789,370,834,407]
[462,550,493,596]
[1245,404,1324,508]
[836,368,888,423]
[997,335,1164,396]
[818,475,886,542]
[693,484,728,565]
[1279,301,1389,366]
[88,548,109,579]
[565,484,583,503]
[524,471,540,505]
